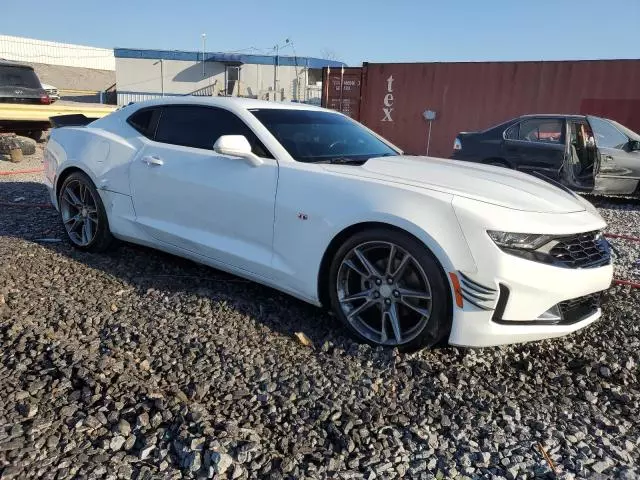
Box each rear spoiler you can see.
[49,114,98,128]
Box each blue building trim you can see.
[114,48,346,68]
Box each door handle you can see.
[142,155,164,166]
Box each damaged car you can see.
[451,114,640,196]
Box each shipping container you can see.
[353,60,640,158]
[321,67,363,120]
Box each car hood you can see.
[327,155,586,213]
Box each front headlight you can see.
[487,231,552,250]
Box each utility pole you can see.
[154,59,164,97]
[272,38,290,101]
[202,33,207,78]
[273,43,278,98]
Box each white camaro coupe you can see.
[44,97,613,350]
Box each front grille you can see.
[548,231,610,268]
[558,292,602,323]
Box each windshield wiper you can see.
[314,157,366,165]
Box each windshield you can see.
[607,119,640,141]
[250,108,398,163]
[0,66,42,89]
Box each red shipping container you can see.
[356,60,640,158]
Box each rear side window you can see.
[127,108,160,139]
[516,119,563,143]
[155,105,272,158]
[504,123,519,140]
[0,66,41,89]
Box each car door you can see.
[502,118,566,178]
[588,116,640,195]
[128,104,278,276]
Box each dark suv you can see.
[451,114,640,196]
[0,60,50,105]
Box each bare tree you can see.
[321,49,341,62]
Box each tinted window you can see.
[0,66,41,89]
[250,108,397,163]
[517,119,563,143]
[155,105,271,157]
[127,108,159,138]
[504,123,519,140]
[588,117,630,149]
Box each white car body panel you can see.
[129,140,279,277]
[44,97,613,348]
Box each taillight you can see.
[40,94,51,105]
[453,137,462,151]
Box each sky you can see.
[1,0,639,66]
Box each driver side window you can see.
[154,105,273,158]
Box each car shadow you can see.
[1,181,454,364]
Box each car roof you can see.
[518,113,587,120]
[0,59,35,70]
[124,96,329,112]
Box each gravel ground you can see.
[0,171,639,479]
[594,199,640,283]
[0,143,46,182]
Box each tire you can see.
[27,130,45,143]
[0,135,36,155]
[328,228,451,352]
[58,171,114,252]
[15,136,37,155]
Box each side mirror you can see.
[213,135,263,167]
[629,140,640,152]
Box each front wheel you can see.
[58,172,114,252]
[328,228,451,351]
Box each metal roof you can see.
[114,48,345,68]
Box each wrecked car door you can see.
[588,116,640,195]
[503,117,566,179]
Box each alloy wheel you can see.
[336,241,432,346]
[60,179,99,246]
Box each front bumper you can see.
[448,263,611,347]
[448,196,613,347]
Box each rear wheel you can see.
[328,228,451,351]
[58,172,114,252]
[27,130,45,142]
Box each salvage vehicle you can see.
[0,60,50,105]
[0,60,52,141]
[42,83,60,103]
[451,114,640,196]
[44,98,613,350]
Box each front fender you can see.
[272,166,478,303]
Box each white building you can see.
[114,48,345,106]
[0,35,115,71]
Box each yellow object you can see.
[9,147,23,163]
[0,103,116,122]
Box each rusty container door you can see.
[321,67,362,120]
[357,60,640,158]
